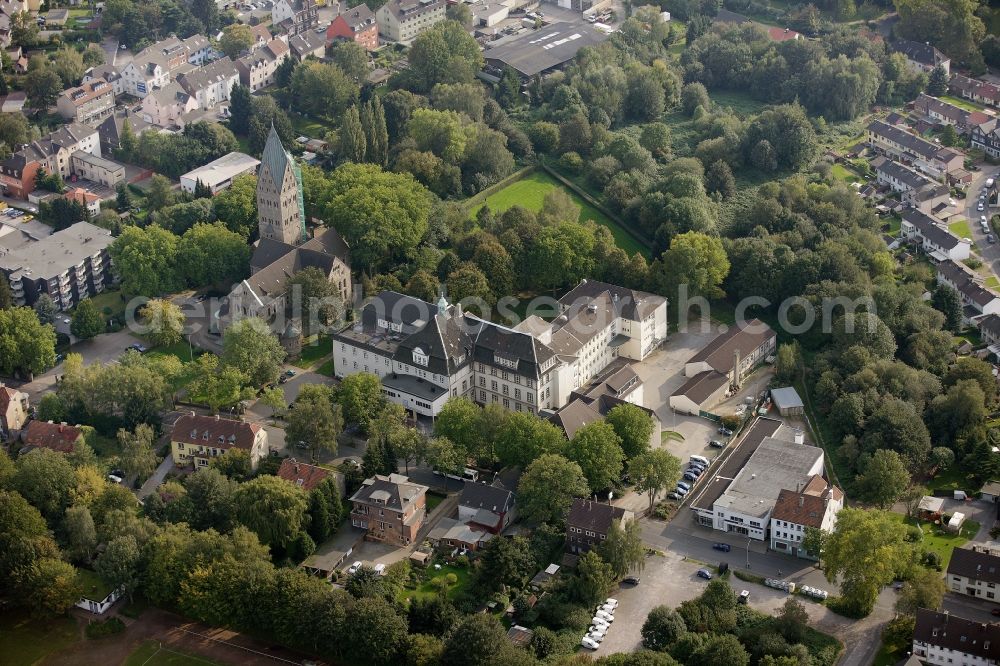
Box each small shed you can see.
[409,551,430,567]
[506,625,534,648]
[529,563,560,590]
[770,387,804,416]
[947,512,967,533]
[982,481,1000,503]
[917,495,945,520]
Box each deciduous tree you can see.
[221,317,286,387]
[518,454,589,525]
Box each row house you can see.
[272,0,319,36]
[56,79,115,125]
[913,93,990,135]
[169,412,269,470]
[120,34,213,98]
[867,119,965,180]
[350,474,428,546]
[951,73,1000,108]
[70,151,125,189]
[871,155,949,211]
[937,259,1000,322]
[376,0,446,44]
[176,56,240,108]
[288,30,327,61]
[0,222,114,311]
[892,38,950,76]
[972,119,1000,159]
[901,209,971,262]
[328,4,379,50]
[332,280,667,418]
[948,547,1000,604]
[140,82,199,130]
[769,475,844,560]
[236,38,290,91]
[0,123,100,198]
[82,65,125,96]
[913,608,1000,666]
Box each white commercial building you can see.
[180,152,260,194]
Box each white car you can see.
[591,616,611,628]
[605,598,619,608]
[595,610,614,623]
[586,631,605,643]
[347,561,363,574]
[581,636,600,650]
[373,563,386,575]
[588,624,608,638]
[597,603,616,614]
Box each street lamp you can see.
[746,538,752,569]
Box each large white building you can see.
[690,417,828,541]
[180,152,260,194]
[332,280,667,417]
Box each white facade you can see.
[120,61,168,98]
[76,585,124,615]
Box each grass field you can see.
[0,609,79,666]
[888,514,980,571]
[400,563,472,603]
[289,113,331,139]
[987,276,1000,289]
[829,163,860,184]
[708,90,771,117]
[471,171,648,257]
[72,289,126,326]
[294,334,331,369]
[950,219,973,240]
[315,358,334,376]
[926,465,984,494]
[125,641,221,666]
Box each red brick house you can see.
[327,5,378,51]
[350,473,428,546]
[21,421,85,454]
[277,457,345,495]
[0,151,41,199]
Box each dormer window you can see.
[202,431,209,440]
[190,429,197,438]
[412,346,429,367]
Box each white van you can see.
[690,455,710,467]
[987,178,995,188]
[462,468,479,482]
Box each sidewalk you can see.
[138,455,174,499]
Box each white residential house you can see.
[912,608,1000,665]
[376,0,446,43]
[140,81,199,129]
[901,209,971,262]
[948,548,1000,603]
[936,259,1000,322]
[768,475,844,559]
[176,57,240,109]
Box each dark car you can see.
[623,576,641,585]
[126,343,148,353]
[683,471,698,482]
[709,440,725,448]
[712,543,731,552]
[697,568,713,580]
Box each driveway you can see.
[137,455,175,499]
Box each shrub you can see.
[85,617,125,639]
[905,525,923,542]
[923,551,942,568]
[559,151,583,174]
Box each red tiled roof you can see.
[771,474,843,527]
[767,26,800,41]
[23,420,83,453]
[170,413,261,452]
[277,458,330,491]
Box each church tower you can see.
[257,125,306,246]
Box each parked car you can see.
[683,471,698,482]
[718,427,733,436]
[589,624,608,637]
[992,608,1000,617]
[690,455,710,466]
[126,343,148,353]
[107,474,123,484]
[673,486,688,497]
[595,610,614,622]
[676,480,691,491]
[605,598,619,608]
[697,568,713,580]
[990,234,996,244]
[586,631,605,643]
[712,543,731,552]
[347,561,362,574]
[738,590,750,604]
[979,202,986,211]
[581,637,600,650]
[709,439,725,448]
[591,616,610,628]
[373,563,386,575]
[667,492,680,500]
[687,466,703,477]
[597,603,616,615]
[623,576,640,585]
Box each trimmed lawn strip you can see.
[940,94,986,113]
[293,334,331,369]
[925,465,984,494]
[949,219,973,240]
[399,563,472,603]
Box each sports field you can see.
[125,641,221,666]
[472,171,649,257]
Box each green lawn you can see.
[830,163,860,184]
[471,170,648,257]
[940,94,985,113]
[315,358,334,376]
[289,113,332,139]
[73,289,126,326]
[926,465,984,494]
[949,219,973,240]
[124,641,221,666]
[400,563,472,603]
[884,214,902,235]
[0,609,79,666]
[888,514,980,570]
[144,341,206,392]
[294,334,331,369]
[77,568,116,601]
[986,276,1000,289]
[426,490,446,514]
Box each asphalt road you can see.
[965,165,1000,272]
